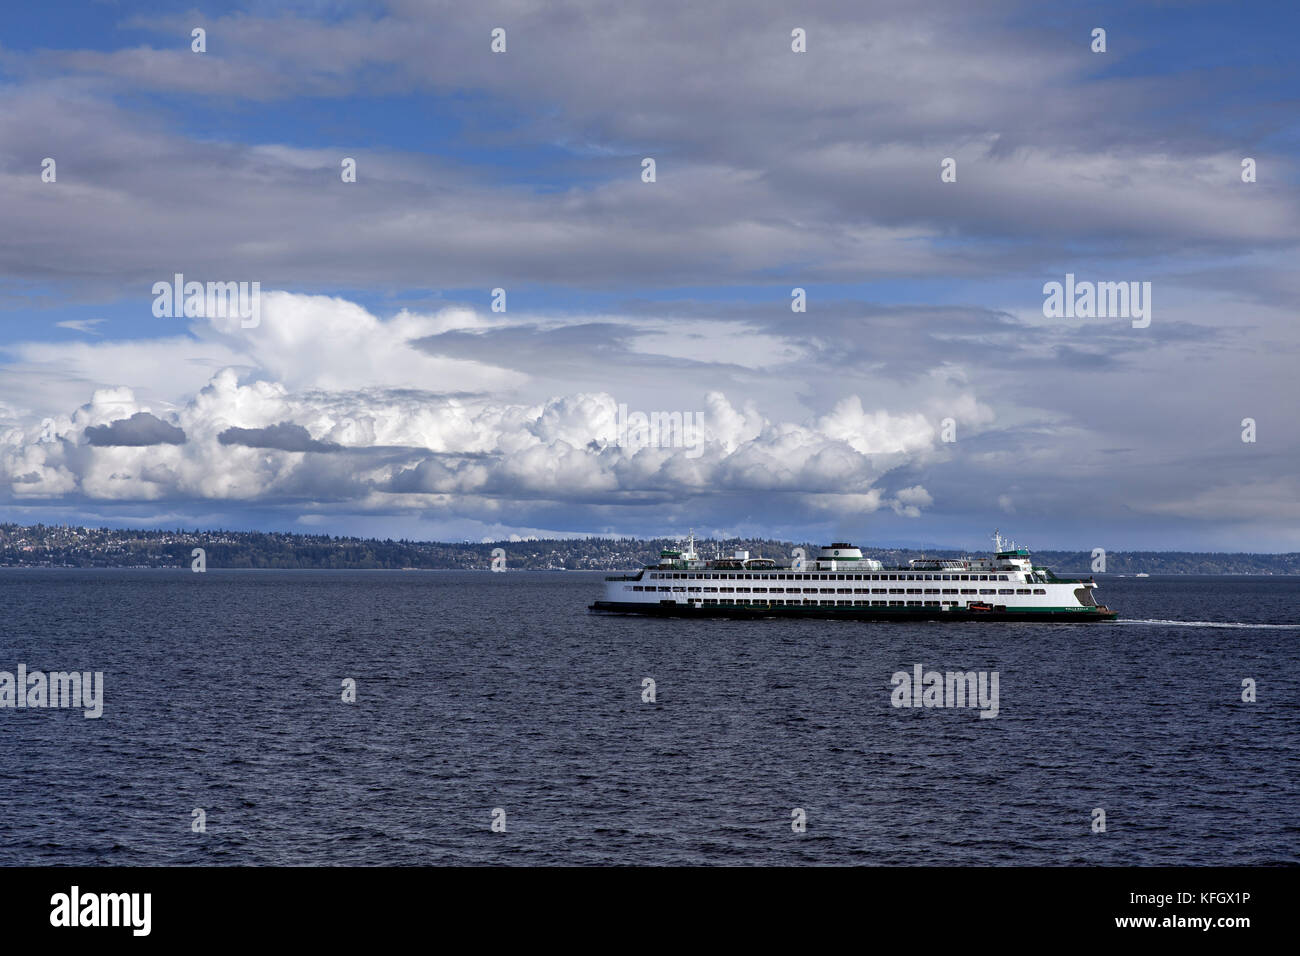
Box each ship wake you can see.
[1116,618,1298,630]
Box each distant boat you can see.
[1135,573,1150,578]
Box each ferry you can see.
[590,532,1117,622]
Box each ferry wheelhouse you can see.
[590,532,1116,622]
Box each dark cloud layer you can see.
[84,412,186,446]
[218,422,342,453]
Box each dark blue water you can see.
[0,570,1296,865]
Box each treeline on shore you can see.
[1,523,1297,574]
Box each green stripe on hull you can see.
[589,602,1117,622]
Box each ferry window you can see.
[960,588,975,594]
[924,588,939,594]
[1016,589,1030,595]
[998,589,1014,595]
[1033,588,1046,595]
[999,575,1009,581]
[906,588,920,594]
[979,588,994,594]
[942,588,957,594]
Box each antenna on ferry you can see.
[993,529,1003,552]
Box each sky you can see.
[0,0,1297,552]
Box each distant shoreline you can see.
[1,523,1297,575]
[1,566,1297,577]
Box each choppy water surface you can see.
[0,570,1296,865]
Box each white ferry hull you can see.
[591,534,1118,622]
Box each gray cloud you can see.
[84,412,186,446]
[218,422,342,453]
[0,1,1293,300]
